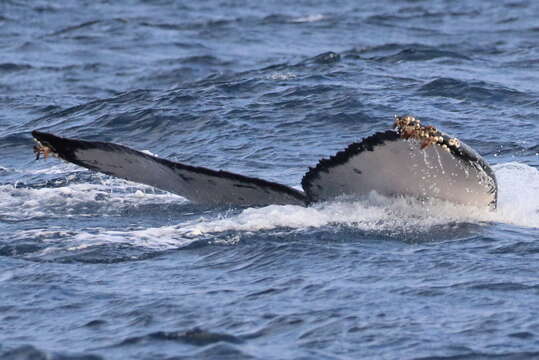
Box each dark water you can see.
[1,0,539,359]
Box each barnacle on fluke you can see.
[33,140,57,160]
[31,115,498,208]
[393,115,460,152]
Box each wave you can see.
[417,77,532,104]
[0,345,102,360]
[46,18,129,38]
[346,43,470,63]
[0,63,33,72]
[102,328,243,348]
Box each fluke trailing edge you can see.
[32,116,498,208]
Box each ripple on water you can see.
[0,345,103,360]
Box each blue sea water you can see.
[1,0,539,359]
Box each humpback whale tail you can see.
[31,116,497,208]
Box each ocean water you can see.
[1,0,539,359]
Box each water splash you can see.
[5,162,535,252]
[180,162,539,237]
[490,162,539,228]
[0,176,184,221]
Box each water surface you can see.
[1,0,539,359]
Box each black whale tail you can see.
[31,116,498,208]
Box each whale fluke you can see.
[31,131,308,206]
[301,129,497,208]
[31,115,498,208]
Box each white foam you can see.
[269,72,297,81]
[291,14,326,23]
[24,162,83,175]
[0,177,184,221]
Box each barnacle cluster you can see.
[393,115,460,152]
[33,140,56,160]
